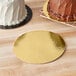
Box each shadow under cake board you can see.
[0,5,32,29]
[40,12,76,28]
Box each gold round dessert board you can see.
[13,31,65,64]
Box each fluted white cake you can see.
[0,0,27,26]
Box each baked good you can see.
[43,0,76,22]
[0,0,27,26]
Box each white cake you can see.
[0,0,27,26]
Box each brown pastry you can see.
[43,0,76,22]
